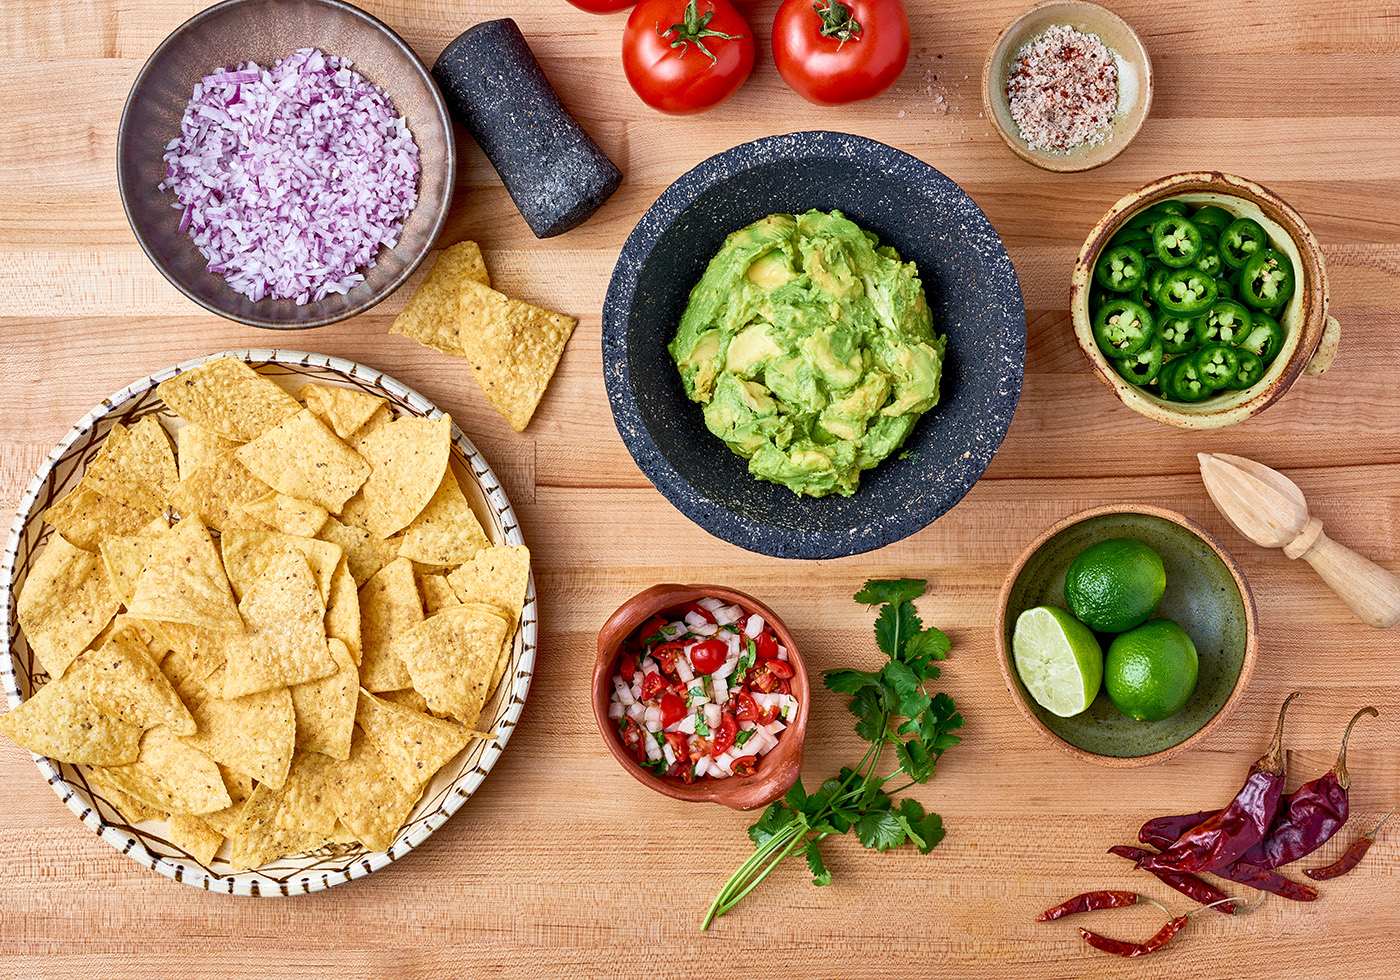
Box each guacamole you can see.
[669,210,945,497]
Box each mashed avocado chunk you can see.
[669,210,945,497]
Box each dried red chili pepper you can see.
[1079,916,1189,957]
[1304,806,1395,881]
[1138,693,1300,876]
[1036,889,1138,921]
[1139,810,1216,851]
[1107,845,1237,914]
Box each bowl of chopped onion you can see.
[593,584,809,810]
[117,0,454,328]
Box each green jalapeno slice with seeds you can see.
[1193,343,1241,390]
[1113,337,1164,386]
[1191,205,1234,234]
[1220,218,1269,270]
[1153,216,1204,268]
[1157,268,1218,316]
[1239,248,1296,309]
[1224,349,1267,390]
[1192,241,1223,278]
[1159,315,1203,355]
[1095,245,1148,292]
[1154,200,1191,218]
[1163,354,1213,402]
[1239,311,1284,364]
[1093,298,1154,358]
[1193,299,1253,347]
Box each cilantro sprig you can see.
[701,579,962,929]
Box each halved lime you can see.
[1012,606,1104,718]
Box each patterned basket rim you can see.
[0,348,537,896]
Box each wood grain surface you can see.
[2,1,1398,977]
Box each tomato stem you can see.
[814,0,862,46]
[659,0,746,65]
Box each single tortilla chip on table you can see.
[355,416,451,538]
[16,533,122,679]
[156,357,301,442]
[290,638,357,760]
[177,423,243,480]
[85,624,196,736]
[395,466,490,569]
[456,281,576,432]
[317,516,399,585]
[166,452,275,533]
[396,604,508,729]
[234,409,370,514]
[0,654,140,765]
[388,241,492,355]
[299,383,388,441]
[97,726,231,815]
[219,551,336,699]
[126,517,244,633]
[236,492,329,538]
[357,557,421,692]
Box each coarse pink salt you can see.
[159,47,420,305]
[1006,25,1118,153]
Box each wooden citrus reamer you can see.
[1198,453,1400,628]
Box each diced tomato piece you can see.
[774,678,790,695]
[618,651,637,682]
[638,616,668,643]
[657,691,688,728]
[690,735,712,758]
[754,631,780,660]
[652,641,686,680]
[734,690,762,723]
[757,704,779,725]
[689,638,728,674]
[713,712,738,754]
[639,670,668,702]
[619,717,646,763]
[749,663,779,693]
[765,659,794,680]
[730,755,758,777]
[667,759,696,784]
[681,601,716,625]
[663,731,690,763]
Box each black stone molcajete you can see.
[602,132,1026,560]
[432,18,623,239]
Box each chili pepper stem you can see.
[1365,805,1397,841]
[1332,706,1379,789]
[1255,691,1301,775]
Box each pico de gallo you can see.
[608,596,799,783]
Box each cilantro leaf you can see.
[805,842,831,887]
[856,810,906,851]
[855,579,926,607]
[784,781,808,812]
[893,798,927,849]
[911,811,946,855]
[895,737,934,784]
[748,802,793,848]
[824,668,882,696]
[873,600,922,662]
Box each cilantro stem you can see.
[701,819,809,928]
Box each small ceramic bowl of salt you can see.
[982,0,1152,173]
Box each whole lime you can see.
[1104,618,1199,722]
[1064,538,1166,633]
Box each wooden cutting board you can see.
[1,1,1397,977]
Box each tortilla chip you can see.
[236,492,329,537]
[86,764,168,823]
[234,409,370,513]
[347,405,394,450]
[388,241,492,355]
[169,813,223,866]
[445,545,531,621]
[127,518,243,633]
[220,551,335,699]
[276,752,340,837]
[228,783,318,869]
[44,479,160,557]
[167,453,273,533]
[80,417,179,512]
[357,558,421,692]
[395,466,490,568]
[457,281,576,432]
[219,529,341,604]
[177,423,243,480]
[291,638,357,760]
[356,690,475,777]
[200,765,255,838]
[300,383,389,441]
[396,604,508,729]
[356,416,451,538]
[317,516,399,586]
[16,533,121,678]
[85,624,196,735]
[100,726,231,815]
[377,687,429,714]
[0,656,140,765]
[417,571,461,616]
[98,516,169,607]
[150,621,231,680]
[325,560,361,665]
[156,357,301,442]
[166,652,295,790]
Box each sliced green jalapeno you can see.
[1147,264,1172,301]
[1159,315,1203,355]
[1239,311,1284,364]
[1239,248,1296,309]
[1191,205,1234,234]
[1163,354,1213,402]
[1108,226,1154,250]
[1215,276,1235,301]
[1224,349,1267,390]
[1153,216,1204,268]
[1093,298,1154,358]
[1095,245,1148,292]
[1220,218,1269,270]
[1193,299,1253,347]
[1113,337,1164,386]
[1157,268,1218,316]
[1192,241,1224,278]
[1154,200,1191,217]
[1193,343,1241,390]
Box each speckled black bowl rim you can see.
[116,0,455,330]
[601,131,1026,559]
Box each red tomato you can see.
[618,651,638,682]
[771,0,910,106]
[619,717,647,762]
[730,755,758,777]
[681,601,716,624]
[565,0,638,11]
[639,670,669,701]
[658,691,688,728]
[623,0,755,114]
[748,663,779,693]
[689,638,728,674]
[668,759,696,783]
[713,712,738,754]
[663,730,691,763]
[734,689,762,722]
[638,615,668,642]
[765,659,794,680]
[774,678,791,695]
[652,641,686,680]
[691,735,713,757]
[754,631,780,660]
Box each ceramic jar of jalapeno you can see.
[1071,172,1341,429]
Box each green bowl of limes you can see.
[994,505,1258,767]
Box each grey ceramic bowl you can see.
[117,0,455,329]
[602,132,1025,560]
[994,505,1258,767]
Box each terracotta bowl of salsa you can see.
[593,584,809,810]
